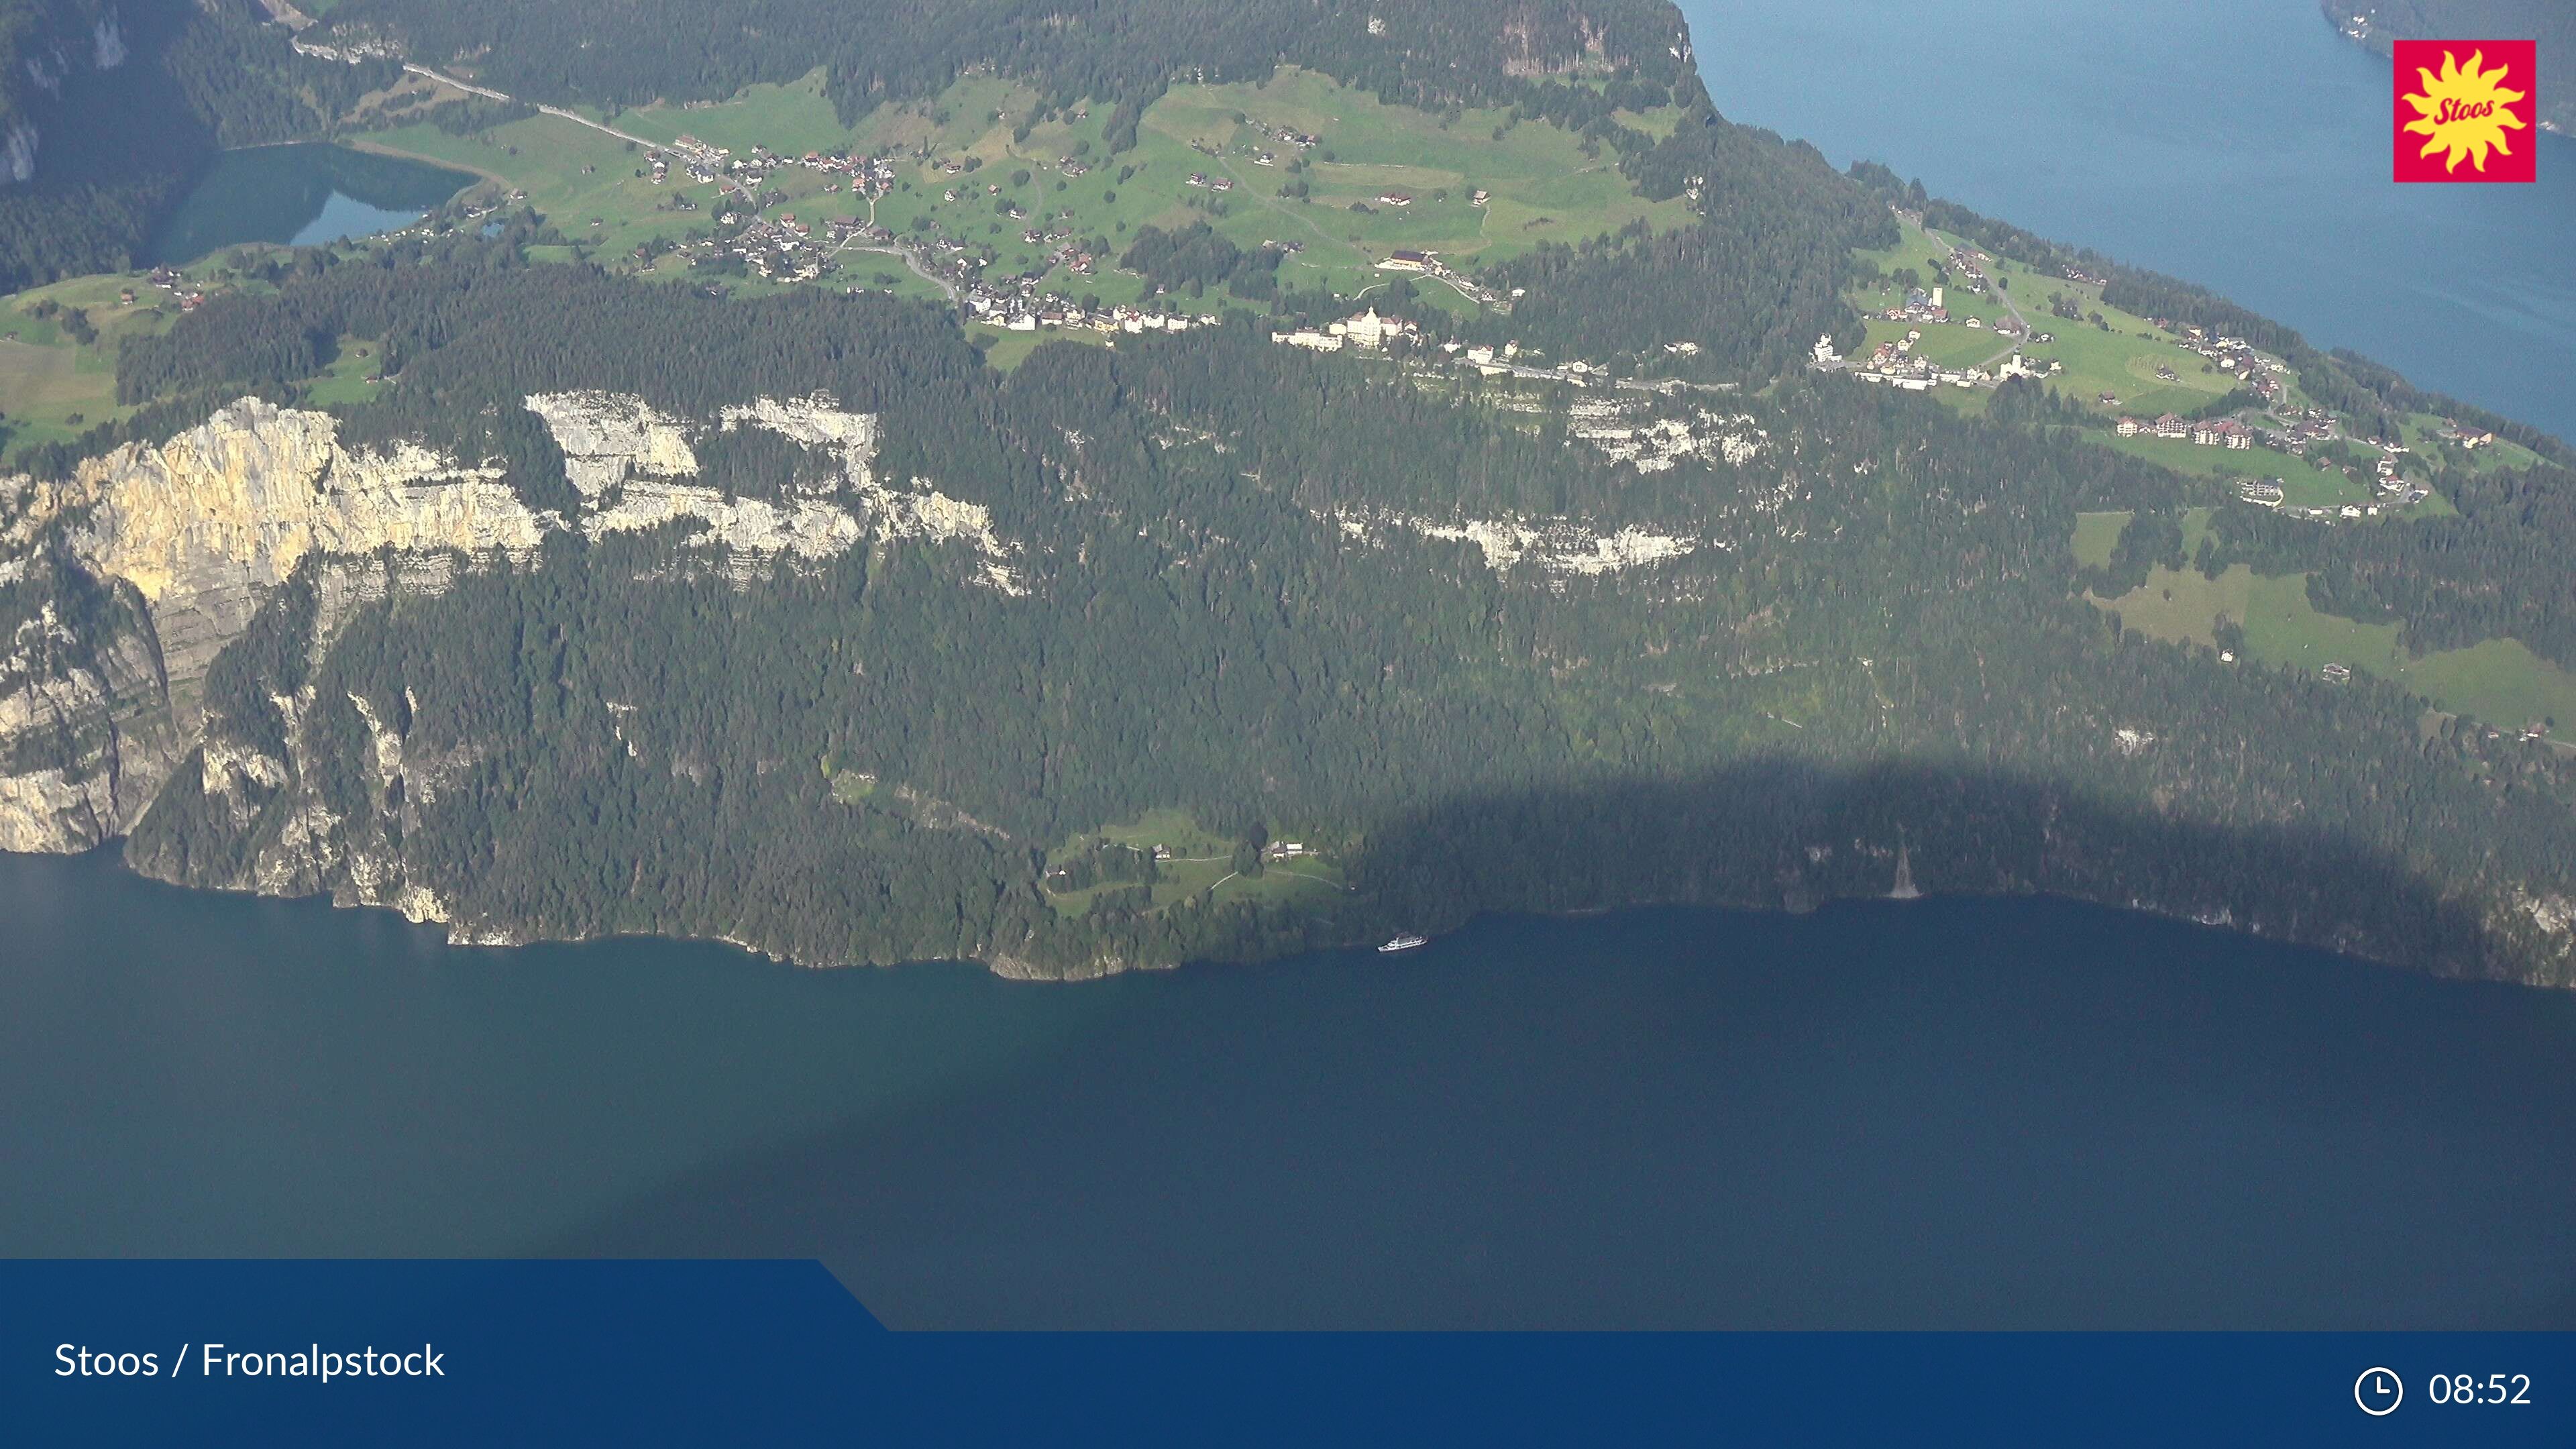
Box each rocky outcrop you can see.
[1,122,36,184]
[0,584,182,851]
[529,388,1024,590]
[1332,507,1700,576]
[0,391,1018,855]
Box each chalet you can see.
[1377,249,1430,272]
[2152,413,2187,439]
[1375,191,1413,207]
[2114,417,2143,436]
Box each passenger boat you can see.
[1377,934,1428,954]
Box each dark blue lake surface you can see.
[3,849,2570,1328]
[146,144,475,266]
[1684,0,2576,442]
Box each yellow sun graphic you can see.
[2402,48,2528,172]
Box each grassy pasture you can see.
[1042,808,1348,918]
[352,66,1692,317]
[2090,558,2576,740]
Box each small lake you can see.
[146,143,476,266]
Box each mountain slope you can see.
[1,0,2573,985]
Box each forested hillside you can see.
[2,0,2574,985]
[0,0,396,290]
[321,0,1690,129]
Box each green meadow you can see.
[2080,514,2575,739]
[1042,808,1350,918]
[354,66,1695,313]
[0,273,189,458]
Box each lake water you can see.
[3,849,2571,1329]
[146,144,476,267]
[1682,0,2576,443]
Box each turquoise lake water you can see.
[146,143,475,266]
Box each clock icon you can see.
[2356,1367,2404,1416]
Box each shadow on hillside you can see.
[1338,757,2531,986]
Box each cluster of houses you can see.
[656,136,903,202]
[969,291,1220,335]
[1881,284,1950,325]
[2115,413,2255,448]
[1252,119,1324,152]
[1369,249,1501,307]
[133,267,207,313]
[686,210,899,282]
[1829,327,2057,392]
[2164,326,2288,403]
[1272,307,1419,352]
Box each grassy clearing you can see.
[1859,316,2008,370]
[967,324,1104,372]
[2090,561,2575,739]
[1042,808,1348,918]
[2071,510,2129,568]
[593,70,861,158]
[0,274,188,458]
[303,337,388,407]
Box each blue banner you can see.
[4,1260,2568,1445]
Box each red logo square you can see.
[2394,39,2538,182]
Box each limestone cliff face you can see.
[0,390,1018,857]
[0,572,180,852]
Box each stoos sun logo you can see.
[2394,39,2536,182]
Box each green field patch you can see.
[600,70,853,157]
[0,275,188,459]
[2098,430,2365,508]
[2071,510,2130,568]
[298,336,389,407]
[2091,564,2574,739]
[351,65,1688,315]
[1860,317,2008,370]
[1042,808,1347,918]
[2403,640,2576,738]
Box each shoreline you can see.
[15,837,2569,994]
